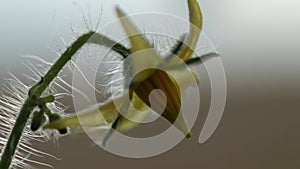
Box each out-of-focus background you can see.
[1,0,300,168]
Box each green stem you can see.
[0,99,35,169]
[89,33,129,58]
[35,32,96,95]
[0,30,130,168]
[0,31,95,169]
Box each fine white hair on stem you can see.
[69,60,102,96]
[74,1,93,31]
[0,56,72,168]
[95,5,103,31]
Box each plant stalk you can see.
[0,31,95,169]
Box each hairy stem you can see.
[0,99,35,169]
[0,31,95,169]
[0,30,130,168]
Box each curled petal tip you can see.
[176,0,203,60]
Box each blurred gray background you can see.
[1,0,300,168]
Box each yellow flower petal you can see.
[167,0,203,66]
[116,7,164,84]
[179,0,202,60]
[43,96,123,130]
[43,93,150,131]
